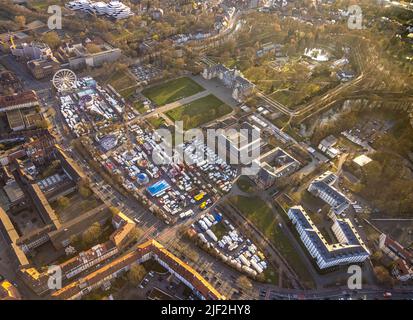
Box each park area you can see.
[165,94,232,129]
[229,195,315,288]
[142,77,205,106]
[106,70,137,95]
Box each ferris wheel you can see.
[52,69,77,92]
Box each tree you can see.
[57,196,70,209]
[36,119,50,130]
[41,31,61,49]
[129,227,142,242]
[371,251,383,262]
[85,43,101,54]
[236,275,253,290]
[373,266,394,286]
[42,159,61,178]
[79,185,92,198]
[82,222,102,246]
[14,16,26,28]
[128,264,146,286]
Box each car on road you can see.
[134,218,141,224]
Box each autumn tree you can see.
[14,16,26,28]
[57,196,70,209]
[236,275,253,290]
[373,266,394,286]
[82,222,102,246]
[128,264,147,286]
[41,31,61,49]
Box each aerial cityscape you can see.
[0,0,412,305]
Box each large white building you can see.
[288,206,370,269]
[66,0,134,19]
[308,171,351,215]
[202,64,255,102]
[253,147,301,189]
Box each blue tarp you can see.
[213,212,223,222]
[146,180,170,197]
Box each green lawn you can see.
[165,94,232,129]
[142,77,205,106]
[230,195,315,288]
[230,195,274,234]
[147,117,165,129]
[107,70,136,92]
[119,86,139,99]
[262,266,279,285]
[236,176,255,193]
[211,222,228,240]
[132,101,147,114]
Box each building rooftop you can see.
[52,240,224,300]
[257,147,300,177]
[289,206,370,263]
[3,179,24,203]
[0,280,21,300]
[0,91,38,112]
[309,171,351,215]
[353,154,373,167]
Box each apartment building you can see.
[11,42,60,79]
[52,240,225,300]
[0,91,38,112]
[61,242,118,280]
[19,210,135,295]
[254,147,301,189]
[216,122,261,166]
[66,0,134,19]
[308,171,351,215]
[27,58,60,80]
[379,234,413,281]
[56,42,121,70]
[288,206,370,269]
[318,135,340,159]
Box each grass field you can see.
[236,176,255,193]
[230,195,315,288]
[119,86,139,99]
[142,77,205,106]
[211,222,228,240]
[147,116,166,129]
[107,70,136,92]
[132,101,147,114]
[165,94,232,129]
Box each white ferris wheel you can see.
[52,69,77,92]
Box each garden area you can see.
[165,94,232,129]
[142,77,205,106]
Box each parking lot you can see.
[130,64,162,85]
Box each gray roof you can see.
[289,207,370,264]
